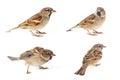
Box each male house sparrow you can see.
[66,7,106,36]
[7,46,55,74]
[75,44,106,75]
[7,7,56,37]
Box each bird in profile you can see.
[7,7,56,37]
[66,7,106,36]
[8,46,55,74]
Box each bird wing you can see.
[20,51,35,59]
[80,14,96,26]
[18,13,42,28]
[82,50,102,64]
[30,13,43,21]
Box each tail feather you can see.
[6,26,20,32]
[75,64,88,75]
[7,56,20,61]
[66,24,79,32]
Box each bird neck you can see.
[39,54,50,62]
[48,12,52,17]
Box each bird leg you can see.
[30,30,44,37]
[87,30,97,36]
[93,63,101,66]
[35,30,46,34]
[26,65,31,74]
[93,30,103,34]
[39,66,48,69]
[32,33,44,37]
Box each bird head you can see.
[96,7,106,17]
[92,43,106,51]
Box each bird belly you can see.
[25,57,47,66]
[36,18,49,30]
[82,25,95,30]
[93,18,105,29]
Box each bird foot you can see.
[93,31,103,34]
[36,31,47,34]
[94,63,101,66]
[32,33,44,37]
[39,66,48,69]
[88,33,97,36]
[31,31,44,37]
[26,71,31,74]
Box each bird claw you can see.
[93,30,103,34]
[93,63,101,66]
[39,66,48,69]
[36,31,47,34]
[26,71,31,74]
[93,32,103,34]
[88,33,97,36]
[97,32,103,34]
[32,33,44,37]
[95,63,101,66]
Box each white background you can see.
[0,0,120,80]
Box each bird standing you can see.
[8,46,55,74]
[75,44,106,75]
[66,7,106,36]
[7,7,56,37]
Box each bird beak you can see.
[51,10,56,13]
[103,45,106,48]
[49,54,55,60]
[52,54,56,56]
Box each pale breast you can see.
[25,55,47,66]
[81,16,105,30]
[92,16,105,29]
[36,16,50,30]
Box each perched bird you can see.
[8,46,55,74]
[66,7,106,36]
[7,7,56,37]
[75,44,106,75]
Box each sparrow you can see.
[7,7,56,37]
[7,46,55,74]
[66,7,106,36]
[75,44,106,75]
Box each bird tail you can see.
[74,64,88,75]
[66,24,79,32]
[6,26,20,32]
[7,56,20,61]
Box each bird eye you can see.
[98,45,102,47]
[45,8,50,11]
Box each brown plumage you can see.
[7,7,56,37]
[8,46,55,74]
[75,44,106,75]
[67,7,106,36]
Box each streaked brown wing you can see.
[30,13,42,21]
[18,13,42,28]
[82,49,99,64]
[80,14,96,25]
[18,20,38,29]
[83,50,102,64]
